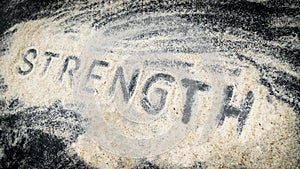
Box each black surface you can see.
[0,0,299,168]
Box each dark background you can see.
[0,0,299,168]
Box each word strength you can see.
[17,48,254,134]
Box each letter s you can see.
[18,49,37,75]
